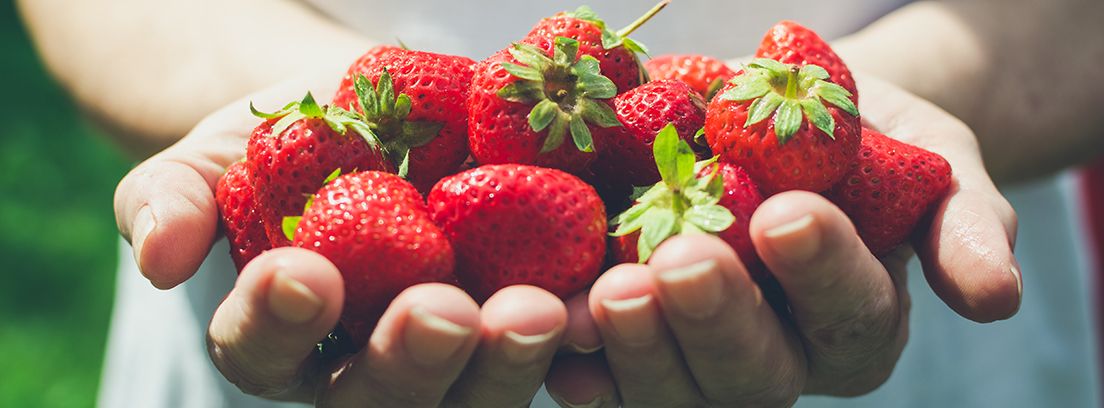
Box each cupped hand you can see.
[544,75,1021,407]
[112,75,594,406]
[208,248,570,406]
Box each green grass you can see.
[0,2,132,407]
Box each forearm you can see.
[835,0,1104,183]
[17,0,370,157]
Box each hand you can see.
[112,76,589,406]
[543,75,1021,407]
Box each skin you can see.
[14,0,1102,405]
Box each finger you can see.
[113,118,247,289]
[207,247,345,401]
[858,75,1020,322]
[546,353,621,408]
[589,263,702,407]
[647,234,805,407]
[320,283,480,408]
[560,290,603,354]
[750,191,906,395]
[918,187,1021,322]
[114,156,223,288]
[445,285,567,407]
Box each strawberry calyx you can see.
[610,124,736,262]
[720,58,859,143]
[498,36,622,153]
[350,69,444,178]
[251,93,382,150]
[281,168,344,241]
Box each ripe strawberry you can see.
[756,20,857,102]
[467,3,666,176]
[705,58,860,195]
[215,160,270,272]
[644,54,737,100]
[428,164,607,301]
[521,3,667,93]
[247,93,391,247]
[593,79,707,187]
[290,171,455,346]
[467,39,621,175]
[611,125,763,274]
[825,128,953,255]
[332,48,475,191]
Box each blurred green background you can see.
[0,2,131,407]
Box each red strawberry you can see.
[644,54,737,100]
[332,48,475,191]
[467,40,621,175]
[290,171,455,346]
[825,128,953,255]
[756,20,857,102]
[215,160,270,271]
[594,79,707,187]
[521,3,667,93]
[428,164,607,301]
[247,93,391,247]
[467,3,666,176]
[611,125,764,275]
[705,57,861,195]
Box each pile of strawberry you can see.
[216,2,952,347]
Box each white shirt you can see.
[98,1,1100,406]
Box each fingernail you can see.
[405,306,473,366]
[562,342,603,354]
[600,295,658,346]
[501,328,560,364]
[550,393,613,408]
[763,214,819,262]
[1010,263,1023,302]
[131,205,156,274]
[656,260,725,319]
[267,270,324,324]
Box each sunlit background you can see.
[0,2,130,407]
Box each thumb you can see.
[113,106,252,289]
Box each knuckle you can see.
[802,302,907,396]
[208,338,301,398]
[806,300,900,360]
[809,345,902,397]
[206,316,305,398]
